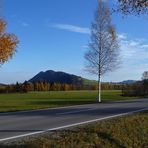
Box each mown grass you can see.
[1,111,148,148]
[0,90,137,112]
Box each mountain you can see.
[29,70,137,85]
[0,83,6,86]
[29,70,97,85]
[119,80,137,84]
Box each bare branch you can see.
[116,0,148,15]
[85,0,120,77]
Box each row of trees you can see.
[0,81,123,93]
[122,80,148,97]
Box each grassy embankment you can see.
[1,111,148,147]
[0,90,137,112]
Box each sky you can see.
[0,0,148,84]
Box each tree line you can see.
[122,80,148,97]
[0,81,123,93]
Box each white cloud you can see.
[117,33,127,40]
[102,33,148,82]
[141,44,148,48]
[120,37,148,60]
[128,40,140,47]
[82,45,89,49]
[22,22,29,27]
[51,23,90,34]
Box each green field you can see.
[0,90,137,112]
[1,111,148,147]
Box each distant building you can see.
[142,71,148,80]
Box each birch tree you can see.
[85,0,119,102]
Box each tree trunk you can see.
[98,74,101,103]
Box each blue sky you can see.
[1,0,148,84]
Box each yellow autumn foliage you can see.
[0,18,19,64]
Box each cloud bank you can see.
[102,33,148,82]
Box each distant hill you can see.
[0,83,6,86]
[28,70,138,85]
[119,80,137,84]
[29,70,97,85]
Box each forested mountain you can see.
[29,70,96,85]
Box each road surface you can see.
[0,98,148,142]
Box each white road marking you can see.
[56,108,96,115]
[0,107,148,142]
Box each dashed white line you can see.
[56,108,96,115]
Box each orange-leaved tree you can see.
[0,18,19,65]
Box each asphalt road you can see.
[0,98,148,142]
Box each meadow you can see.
[0,90,137,112]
